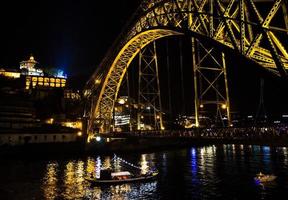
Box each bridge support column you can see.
[192,38,231,127]
[137,41,164,131]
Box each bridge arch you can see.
[86,0,288,136]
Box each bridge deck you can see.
[100,127,288,140]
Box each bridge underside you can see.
[85,0,288,139]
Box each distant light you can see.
[247,115,253,119]
[95,79,101,84]
[282,115,288,118]
[55,69,67,78]
[118,98,125,105]
[77,131,82,136]
[200,104,204,108]
[96,136,101,142]
[46,118,54,124]
[221,104,227,109]
[274,121,281,124]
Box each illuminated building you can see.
[20,55,44,76]
[0,55,67,90]
[61,120,82,130]
[113,96,133,131]
[64,90,81,100]
[19,55,67,90]
[0,68,21,79]
[0,131,81,146]
[25,76,66,89]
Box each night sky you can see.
[0,0,140,77]
[0,0,287,117]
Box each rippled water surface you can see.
[1,145,288,199]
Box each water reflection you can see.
[42,162,58,200]
[41,155,158,200]
[38,145,288,199]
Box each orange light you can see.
[77,131,82,136]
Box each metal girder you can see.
[86,0,288,137]
[137,41,164,131]
[192,38,231,127]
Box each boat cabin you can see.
[99,169,132,180]
[111,171,132,180]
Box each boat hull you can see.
[85,173,158,185]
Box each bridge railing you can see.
[103,126,288,140]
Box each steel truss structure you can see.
[137,41,164,131]
[192,37,231,127]
[85,0,288,139]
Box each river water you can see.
[1,144,288,199]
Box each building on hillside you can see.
[0,68,21,79]
[0,55,67,90]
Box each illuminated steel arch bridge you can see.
[84,0,288,141]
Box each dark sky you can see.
[0,0,140,77]
[0,0,287,117]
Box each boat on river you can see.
[85,170,159,185]
[85,154,159,185]
[254,172,277,183]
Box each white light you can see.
[118,98,125,104]
[96,136,101,142]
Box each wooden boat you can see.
[85,170,159,185]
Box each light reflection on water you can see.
[42,162,58,200]
[41,154,158,200]
[38,145,288,199]
[2,144,288,199]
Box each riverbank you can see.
[1,136,288,158]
